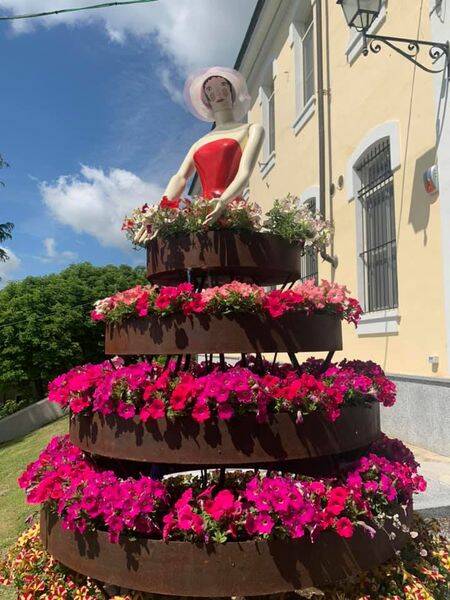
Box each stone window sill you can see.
[357,308,400,336]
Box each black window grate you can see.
[357,139,398,313]
[300,198,318,283]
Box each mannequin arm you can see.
[133,148,196,244]
[203,123,265,226]
[163,148,196,199]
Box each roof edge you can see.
[234,0,266,70]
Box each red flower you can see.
[205,490,238,521]
[140,399,165,421]
[335,516,354,538]
[160,196,180,210]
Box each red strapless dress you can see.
[193,138,242,199]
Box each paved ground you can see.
[407,443,450,517]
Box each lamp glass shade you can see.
[338,0,382,31]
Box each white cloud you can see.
[0,0,257,74]
[40,165,162,248]
[40,237,78,263]
[0,248,22,287]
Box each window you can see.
[356,139,398,313]
[300,198,318,283]
[259,64,276,177]
[292,9,315,125]
[302,18,315,106]
[268,88,275,156]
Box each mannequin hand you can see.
[133,223,159,245]
[203,198,227,227]
[133,224,149,245]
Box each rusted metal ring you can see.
[146,230,304,286]
[105,312,343,356]
[70,404,380,466]
[41,503,411,597]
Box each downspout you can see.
[315,0,338,268]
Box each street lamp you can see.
[337,0,449,79]
[337,0,381,32]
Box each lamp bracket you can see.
[364,33,450,78]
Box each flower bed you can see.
[19,435,425,546]
[2,516,449,600]
[2,516,448,600]
[91,279,362,325]
[49,356,395,424]
[122,194,333,250]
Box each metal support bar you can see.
[288,352,301,372]
[320,351,335,374]
[364,33,450,78]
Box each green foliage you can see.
[0,223,13,263]
[263,195,333,248]
[0,262,146,397]
[0,154,13,265]
[0,397,35,420]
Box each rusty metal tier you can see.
[41,504,411,597]
[146,230,303,286]
[105,312,342,355]
[70,404,380,466]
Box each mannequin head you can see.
[201,76,236,115]
[184,67,251,123]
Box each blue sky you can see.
[0,0,256,283]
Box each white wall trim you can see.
[293,95,316,135]
[349,121,401,326]
[259,84,274,162]
[346,2,387,64]
[260,151,276,179]
[272,58,278,80]
[346,120,401,202]
[298,185,320,206]
[357,308,401,336]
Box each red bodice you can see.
[193,138,242,199]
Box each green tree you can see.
[0,262,146,397]
[0,154,12,264]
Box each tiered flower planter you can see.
[70,404,380,465]
[41,503,411,597]
[39,232,415,597]
[146,230,304,286]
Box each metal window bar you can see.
[357,139,399,313]
[268,90,275,155]
[300,198,319,283]
[302,19,315,105]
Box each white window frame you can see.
[290,5,316,135]
[259,60,277,179]
[346,121,402,336]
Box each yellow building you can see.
[233,0,450,454]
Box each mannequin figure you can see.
[135,67,264,244]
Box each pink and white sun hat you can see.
[183,66,251,123]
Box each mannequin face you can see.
[203,76,234,114]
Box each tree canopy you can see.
[0,153,12,264]
[0,262,146,396]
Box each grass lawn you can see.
[0,416,68,599]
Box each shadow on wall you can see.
[408,147,439,245]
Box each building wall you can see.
[429,0,450,374]
[241,0,449,378]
